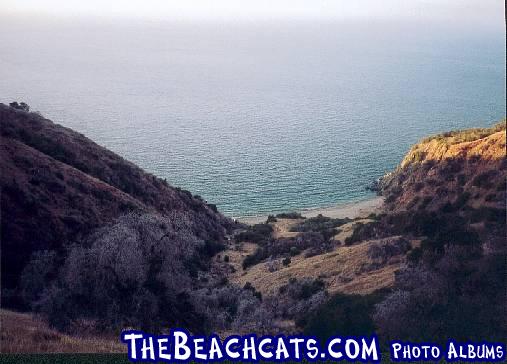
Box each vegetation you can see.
[290,214,350,241]
[420,119,505,145]
[471,170,498,189]
[344,221,379,245]
[374,250,506,343]
[302,289,389,342]
[266,215,277,223]
[0,309,125,353]
[0,104,232,309]
[242,232,328,269]
[2,108,506,349]
[9,101,30,112]
[275,211,305,219]
[235,223,273,244]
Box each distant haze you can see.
[1,0,504,29]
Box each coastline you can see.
[237,196,384,225]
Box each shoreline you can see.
[237,196,384,225]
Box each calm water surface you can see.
[1,19,505,217]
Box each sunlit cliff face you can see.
[401,124,506,168]
[379,122,506,213]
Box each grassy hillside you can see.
[0,310,124,353]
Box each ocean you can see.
[1,18,505,217]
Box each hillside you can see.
[0,309,125,353]
[1,111,505,351]
[0,103,232,305]
[226,217,407,297]
[379,121,506,213]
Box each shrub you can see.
[290,214,349,241]
[469,207,505,224]
[420,121,505,145]
[497,181,505,191]
[457,173,467,186]
[406,196,420,210]
[366,237,411,264]
[406,247,422,263]
[243,282,262,301]
[9,101,30,111]
[344,221,379,245]
[275,212,304,219]
[414,182,425,192]
[207,203,218,213]
[272,278,327,323]
[235,223,273,244]
[36,212,217,333]
[289,246,300,256]
[191,284,269,334]
[303,290,388,341]
[242,232,328,269]
[242,248,269,270]
[485,193,496,202]
[282,257,291,266]
[453,191,471,209]
[266,215,277,223]
[374,251,507,343]
[20,250,58,307]
[418,196,433,209]
[472,170,497,189]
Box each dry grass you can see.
[402,130,506,168]
[229,233,409,297]
[271,218,304,239]
[227,215,407,297]
[0,310,125,353]
[420,120,506,145]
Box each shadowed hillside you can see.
[0,103,232,306]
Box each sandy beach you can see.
[237,196,384,225]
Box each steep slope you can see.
[0,104,231,298]
[379,121,506,213]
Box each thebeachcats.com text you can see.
[121,329,505,363]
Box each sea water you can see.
[1,18,505,217]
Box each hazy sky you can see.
[0,0,503,25]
